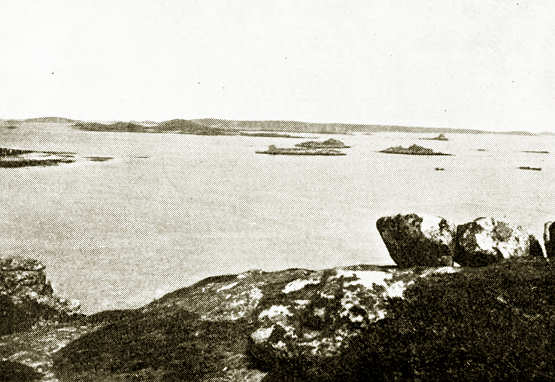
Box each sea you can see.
[1,123,553,313]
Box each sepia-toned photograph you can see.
[0,1,553,381]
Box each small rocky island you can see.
[0,147,114,168]
[518,166,542,171]
[0,147,76,168]
[257,138,350,156]
[379,144,452,156]
[239,132,304,138]
[256,145,346,156]
[294,138,351,149]
[420,133,448,141]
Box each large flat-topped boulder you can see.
[376,213,456,267]
[545,221,554,259]
[454,217,543,266]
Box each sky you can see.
[0,0,553,132]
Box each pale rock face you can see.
[248,265,458,365]
[217,282,239,292]
[455,217,544,266]
[282,277,320,293]
[545,221,554,259]
[251,326,276,344]
[376,213,456,267]
[258,305,293,321]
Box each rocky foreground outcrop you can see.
[0,257,80,336]
[1,215,553,381]
[0,259,552,381]
[52,266,457,381]
[48,259,553,381]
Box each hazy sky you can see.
[1,0,553,132]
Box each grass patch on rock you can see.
[0,361,42,382]
[53,309,255,381]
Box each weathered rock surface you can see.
[0,257,80,336]
[49,265,457,381]
[6,256,550,381]
[545,221,554,259]
[376,213,456,267]
[246,265,457,370]
[454,217,544,266]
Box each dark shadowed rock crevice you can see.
[545,221,554,259]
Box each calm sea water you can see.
[1,123,553,313]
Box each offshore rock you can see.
[454,217,544,266]
[376,213,456,267]
[0,257,80,335]
[545,221,554,259]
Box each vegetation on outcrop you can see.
[53,310,255,381]
[284,258,553,381]
[0,361,42,382]
[49,258,554,381]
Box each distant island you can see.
[294,138,351,149]
[256,145,346,156]
[518,166,542,171]
[0,147,75,168]
[379,144,452,156]
[0,116,541,136]
[0,147,113,168]
[420,133,448,141]
[239,132,304,138]
[191,118,536,136]
[23,117,77,123]
[73,120,236,136]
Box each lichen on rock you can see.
[454,217,544,266]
